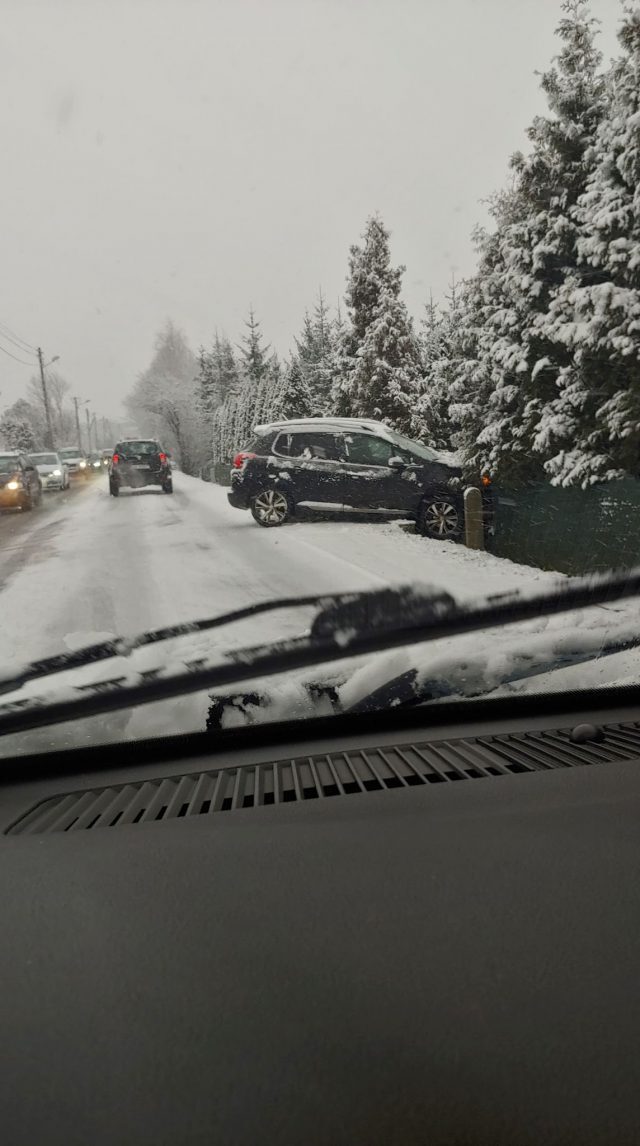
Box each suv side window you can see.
[344,433,400,466]
[274,432,344,461]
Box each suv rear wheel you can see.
[250,489,291,527]
[162,478,173,494]
[109,479,119,498]
[418,494,461,540]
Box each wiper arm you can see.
[1,569,640,738]
[0,592,345,697]
[346,630,640,714]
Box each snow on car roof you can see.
[254,417,388,434]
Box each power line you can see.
[0,327,37,357]
[0,341,34,366]
[0,319,37,353]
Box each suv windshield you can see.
[0,0,638,757]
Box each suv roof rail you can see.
[254,417,388,434]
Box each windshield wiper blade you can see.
[0,592,344,697]
[346,630,640,714]
[1,569,640,739]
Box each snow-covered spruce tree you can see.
[329,300,350,416]
[295,290,335,415]
[454,0,605,484]
[413,282,464,450]
[196,334,242,417]
[536,2,640,485]
[276,357,315,421]
[237,307,271,386]
[336,214,422,433]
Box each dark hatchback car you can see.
[108,439,173,496]
[0,451,42,511]
[227,418,491,538]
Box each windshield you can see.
[116,441,160,455]
[30,454,58,466]
[374,430,440,464]
[0,0,637,757]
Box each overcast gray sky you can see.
[0,0,623,420]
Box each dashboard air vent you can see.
[7,721,640,836]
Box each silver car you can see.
[29,452,70,491]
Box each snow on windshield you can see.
[0,0,639,754]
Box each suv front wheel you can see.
[250,489,291,527]
[418,494,462,541]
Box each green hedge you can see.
[490,479,640,574]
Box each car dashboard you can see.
[1,690,640,1146]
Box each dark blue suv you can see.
[227,418,491,539]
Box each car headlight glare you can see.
[7,481,19,490]
[79,460,87,468]
[52,469,61,476]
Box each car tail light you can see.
[232,451,256,469]
[481,474,492,487]
[159,452,167,464]
[112,454,119,465]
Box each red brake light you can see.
[112,453,119,465]
[233,451,256,469]
[159,452,167,464]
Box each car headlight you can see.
[52,469,61,476]
[79,460,87,468]
[93,461,100,468]
[7,481,19,490]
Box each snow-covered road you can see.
[0,471,637,755]
[0,470,556,668]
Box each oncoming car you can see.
[57,446,89,479]
[227,418,491,538]
[0,451,42,511]
[108,439,173,496]
[28,452,70,491]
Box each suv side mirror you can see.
[388,456,406,470]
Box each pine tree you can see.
[196,333,241,416]
[277,358,315,421]
[534,2,640,485]
[294,290,335,415]
[237,307,271,386]
[453,0,605,483]
[338,214,422,433]
[330,300,350,416]
[412,287,462,450]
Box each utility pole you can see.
[73,397,83,453]
[37,348,55,450]
[85,406,92,453]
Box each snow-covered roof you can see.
[254,417,388,435]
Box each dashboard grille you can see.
[7,721,640,836]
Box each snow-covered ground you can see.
[0,472,637,755]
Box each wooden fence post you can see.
[464,487,485,551]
